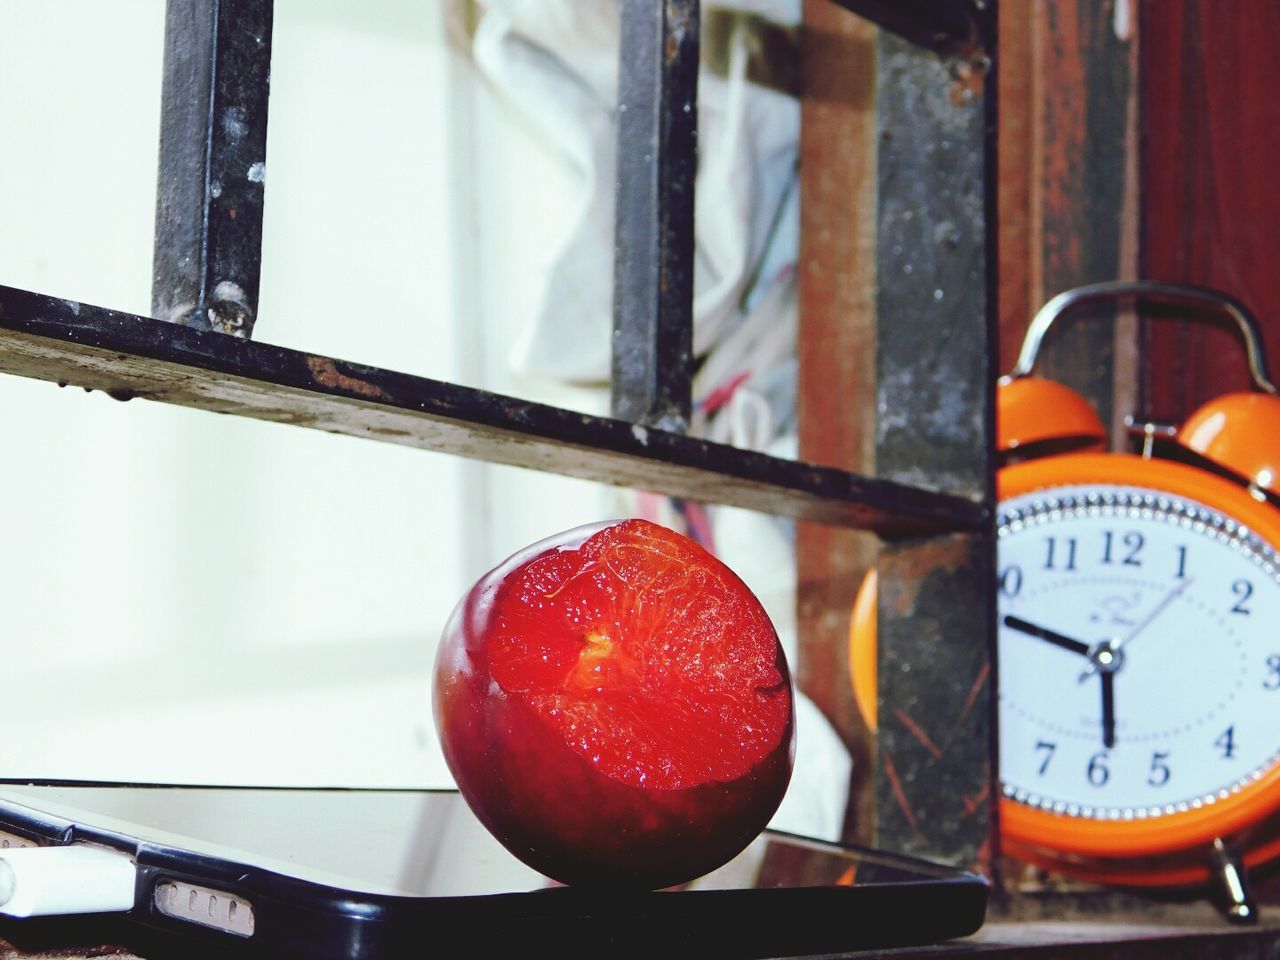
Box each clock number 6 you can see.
[1087,751,1109,787]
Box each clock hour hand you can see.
[1002,615,1091,656]
[1101,671,1116,749]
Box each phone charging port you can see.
[154,880,255,937]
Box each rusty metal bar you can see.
[152,0,273,338]
[873,17,998,872]
[610,0,699,432]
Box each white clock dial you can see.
[998,485,1280,820]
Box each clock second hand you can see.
[1077,579,1193,748]
[1078,577,1194,682]
[1117,576,1194,650]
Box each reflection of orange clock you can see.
[853,283,1280,916]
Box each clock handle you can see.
[1010,281,1278,396]
[1210,838,1259,925]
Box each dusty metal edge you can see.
[0,285,984,535]
[826,0,988,58]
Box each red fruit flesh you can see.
[435,518,794,890]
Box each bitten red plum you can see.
[434,518,795,890]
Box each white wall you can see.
[0,0,616,786]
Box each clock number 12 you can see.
[1102,531,1144,567]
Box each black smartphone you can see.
[0,782,987,959]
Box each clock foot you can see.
[1210,838,1258,925]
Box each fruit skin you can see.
[434,519,795,890]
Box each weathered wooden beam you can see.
[796,0,881,846]
[1141,0,1279,422]
[1023,0,1137,433]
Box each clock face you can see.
[998,484,1280,821]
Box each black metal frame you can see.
[610,0,699,431]
[830,0,986,57]
[0,0,998,870]
[151,0,273,337]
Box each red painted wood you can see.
[1142,0,1280,420]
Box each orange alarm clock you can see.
[852,282,1280,918]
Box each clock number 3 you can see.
[1265,655,1280,691]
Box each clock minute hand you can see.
[1101,671,1116,749]
[1002,615,1091,656]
